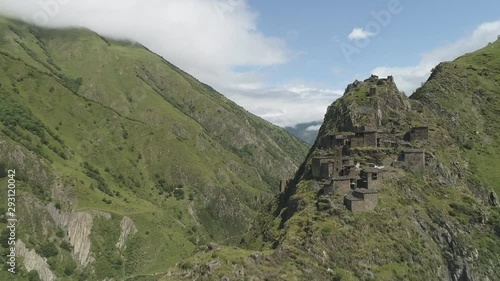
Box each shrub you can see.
[64,265,75,276]
[39,242,58,258]
[60,240,72,252]
[0,162,7,178]
[55,228,64,238]
[28,270,42,281]
[31,184,50,202]
[83,162,113,196]
[174,189,185,200]
[0,229,10,248]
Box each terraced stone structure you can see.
[320,134,348,150]
[344,188,379,212]
[359,168,385,190]
[351,128,380,148]
[403,149,426,172]
[311,83,430,212]
[409,126,429,141]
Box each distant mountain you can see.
[164,39,500,281]
[0,17,308,280]
[285,121,322,144]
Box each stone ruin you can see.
[309,103,430,212]
[394,149,426,173]
[359,168,385,190]
[351,129,381,148]
[344,188,378,213]
[320,127,383,150]
[312,124,429,212]
[288,75,433,212]
[408,126,429,142]
[312,131,386,212]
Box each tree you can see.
[174,189,185,200]
[39,242,58,258]
[0,162,7,178]
[28,270,42,281]
[0,229,10,248]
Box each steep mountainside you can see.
[285,121,322,145]
[163,39,500,281]
[0,17,308,281]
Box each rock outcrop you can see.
[47,205,111,267]
[17,240,56,281]
[116,216,138,250]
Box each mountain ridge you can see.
[0,16,308,281]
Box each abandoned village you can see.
[280,75,430,213]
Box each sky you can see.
[0,0,500,127]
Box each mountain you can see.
[0,17,309,281]
[285,121,322,144]
[163,39,500,281]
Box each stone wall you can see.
[312,157,331,178]
[333,178,351,196]
[361,169,383,190]
[320,162,334,179]
[410,126,429,141]
[344,189,379,212]
[404,150,425,172]
[363,131,378,147]
[344,195,364,212]
[361,193,378,210]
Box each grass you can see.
[0,16,308,280]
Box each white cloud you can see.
[0,0,309,121]
[305,124,321,131]
[372,21,500,94]
[348,27,375,40]
[225,85,343,127]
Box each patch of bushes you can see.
[31,184,51,202]
[58,75,82,93]
[157,178,175,193]
[0,229,10,248]
[0,89,46,138]
[27,270,42,281]
[83,162,113,196]
[174,189,185,200]
[60,240,72,252]
[38,242,58,258]
[0,162,7,178]
[55,228,64,238]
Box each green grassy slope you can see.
[162,39,500,281]
[0,17,308,280]
[412,39,500,194]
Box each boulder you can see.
[489,191,498,206]
[207,242,219,251]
